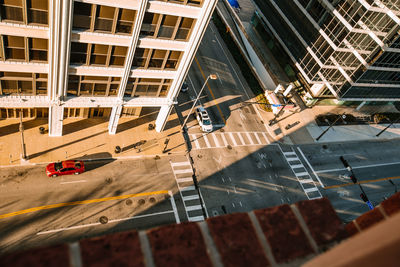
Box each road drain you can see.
[149,197,156,203]
[99,216,108,224]
[126,199,133,206]
[138,199,145,205]
[227,145,232,150]
[106,178,113,184]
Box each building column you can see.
[108,105,123,135]
[155,105,173,132]
[49,105,64,136]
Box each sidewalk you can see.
[258,103,400,144]
[0,112,187,167]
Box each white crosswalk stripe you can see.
[212,133,220,147]
[190,132,271,150]
[278,146,322,200]
[246,132,254,145]
[203,134,211,148]
[228,132,237,146]
[170,160,207,222]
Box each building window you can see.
[28,37,47,62]
[2,35,48,62]
[0,0,48,25]
[67,75,121,96]
[152,0,202,7]
[116,8,135,34]
[72,2,136,35]
[0,72,47,95]
[28,0,48,25]
[70,42,88,65]
[140,13,196,41]
[70,42,127,67]
[124,78,172,97]
[132,48,182,70]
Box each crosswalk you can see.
[170,160,207,222]
[190,131,270,150]
[279,146,322,200]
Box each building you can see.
[251,0,400,102]
[0,0,217,136]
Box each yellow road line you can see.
[324,176,400,189]
[194,57,226,124]
[0,190,168,220]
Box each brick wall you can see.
[1,192,399,267]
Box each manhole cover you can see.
[197,154,202,158]
[227,145,232,150]
[149,197,156,203]
[220,128,225,132]
[106,178,113,184]
[322,145,328,149]
[126,199,133,206]
[115,190,122,196]
[138,199,145,205]
[99,216,108,224]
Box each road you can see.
[0,156,194,254]
[176,21,400,223]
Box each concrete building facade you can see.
[252,0,400,102]
[0,0,217,136]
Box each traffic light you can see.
[360,193,369,202]
[340,156,352,171]
[350,175,357,183]
[340,156,349,167]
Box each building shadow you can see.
[63,118,108,136]
[0,119,47,137]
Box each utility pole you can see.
[19,110,27,160]
[316,114,346,141]
[181,74,217,130]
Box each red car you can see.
[46,160,85,177]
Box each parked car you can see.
[46,160,85,177]
[181,82,189,92]
[195,106,213,132]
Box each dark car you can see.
[46,160,85,177]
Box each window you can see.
[1,0,24,23]
[70,42,88,65]
[176,17,194,41]
[165,51,182,70]
[124,78,171,97]
[28,0,48,25]
[4,35,25,61]
[132,48,150,68]
[90,44,108,65]
[0,72,46,95]
[67,75,120,96]
[110,46,127,66]
[117,9,135,34]
[72,2,91,30]
[29,37,47,62]
[140,13,160,37]
[158,15,178,39]
[94,5,114,32]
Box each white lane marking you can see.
[60,180,86,185]
[286,157,298,161]
[299,179,314,184]
[169,191,180,223]
[304,187,319,193]
[239,201,243,207]
[291,164,304,169]
[228,177,232,181]
[254,133,262,145]
[234,186,237,193]
[297,147,325,188]
[315,161,400,173]
[37,210,174,235]
[191,134,200,149]
[221,133,228,146]
[188,215,204,222]
[174,169,193,174]
[212,133,220,147]
[222,177,225,183]
[203,133,211,148]
[228,132,237,146]
[176,177,193,183]
[295,172,309,177]
[237,132,245,145]
[171,161,192,167]
[186,205,202,211]
[180,185,196,191]
[182,195,199,201]
[261,132,270,144]
[284,151,296,156]
[232,203,235,208]
[246,132,254,145]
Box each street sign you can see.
[272,104,282,107]
[366,200,374,210]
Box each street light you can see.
[181,74,217,130]
[316,113,346,141]
[19,110,27,160]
